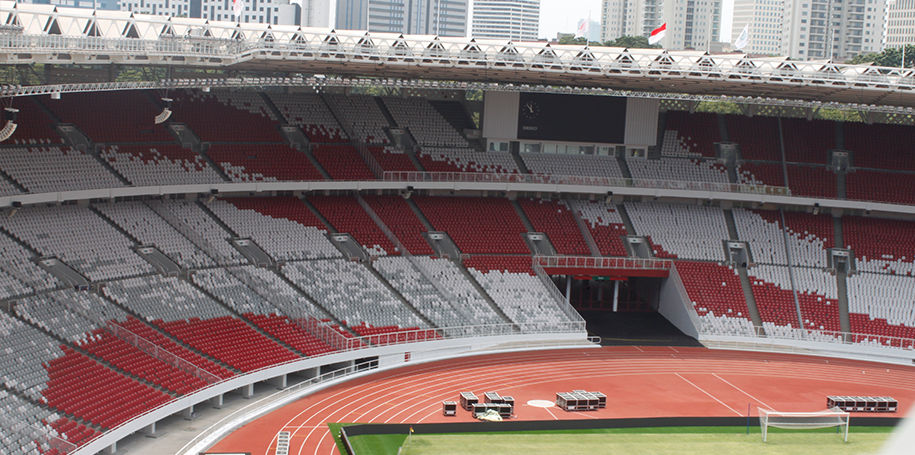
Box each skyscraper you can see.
[471,0,540,42]
[731,0,783,55]
[599,0,720,50]
[335,0,468,37]
[780,0,885,60]
[886,0,915,50]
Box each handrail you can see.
[534,255,673,270]
[530,258,587,324]
[0,413,76,455]
[383,171,792,196]
[106,321,222,384]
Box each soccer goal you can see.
[758,407,850,442]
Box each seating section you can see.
[192,267,335,357]
[368,146,417,172]
[383,98,468,147]
[171,91,283,142]
[7,98,62,145]
[375,257,465,327]
[418,148,520,174]
[843,216,915,275]
[845,122,915,171]
[782,118,835,164]
[326,94,390,143]
[518,198,591,256]
[737,162,785,187]
[733,208,832,267]
[626,158,728,183]
[362,195,434,256]
[726,114,780,161]
[465,256,573,328]
[676,261,755,336]
[147,200,248,266]
[95,201,215,269]
[208,144,325,182]
[567,200,628,256]
[308,195,397,256]
[411,257,504,325]
[103,275,299,372]
[0,177,20,197]
[848,273,915,341]
[311,144,376,180]
[101,145,225,186]
[0,390,98,453]
[786,165,836,198]
[45,91,173,143]
[117,316,235,380]
[0,147,124,193]
[847,170,915,205]
[0,232,58,298]
[1,205,153,281]
[660,111,719,158]
[625,202,729,261]
[414,196,529,255]
[283,259,427,330]
[267,93,348,143]
[212,91,279,122]
[210,197,340,261]
[521,153,624,179]
[747,265,802,331]
[0,312,62,401]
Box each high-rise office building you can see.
[731,0,783,55]
[336,0,468,37]
[119,0,302,25]
[781,0,885,60]
[599,0,720,50]
[886,0,915,49]
[471,0,540,41]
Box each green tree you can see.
[846,45,915,67]
[557,35,601,46]
[602,35,661,49]
[848,52,879,65]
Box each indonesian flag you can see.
[648,23,667,45]
[233,0,244,18]
[575,13,590,39]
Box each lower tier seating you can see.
[567,200,628,256]
[518,198,591,256]
[676,261,754,336]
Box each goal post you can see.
[758,407,850,442]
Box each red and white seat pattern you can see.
[676,261,755,336]
[567,200,628,256]
[102,145,224,186]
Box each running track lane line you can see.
[711,373,774,410]
[675,373,743,416]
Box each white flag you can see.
[575,13,590,39]
[233,0,245,19]
[734,23,749,50]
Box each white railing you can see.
[534,255,673,271]
[530,259,587,324]
[106,321,222,384]
[0,413,76,455]
[723,325,915,350]
[383,171,791,196]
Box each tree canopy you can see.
[556,35,661,49]
[846,45,915,67]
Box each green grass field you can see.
[329,424,894,455]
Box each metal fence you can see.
[534,255,673,271]
[106,321,222,384]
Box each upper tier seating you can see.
[171,91,283,142]
[411,257,504,325]
[1,205,153,281]
[15,291,209,395]
[210,197,340,261]
[782,118,835,164]
[101,145,224,186]
[192,267,335,357]
[308,195,397,256]
[567,200,628,256]
[845,122,915,171]
[311,144,376,180]
[44,91,173,143]
[7,98,61,145]
[382,98,469,147]
[518,198,591,256]
[375,257,465,327]
[414,196,530,255]
[726,115,781,161]
[418,148,520,174]
[843,216,915,275]
[786,165,837,198]
[847,273,915,340]
[208,144,325,182]
[676,261,755,336]
[732,209,831,267]
[211,91,279,122]
[267,93,348,143]
[326,94,390,143]
[368,146,417,172]
[283,259,427,330]
[95,201,215,269]
[0,233,58,295]
[846,170,915,206]
[520,153,624,179]
[147,200,247,266]
[103,275,299,372]
[626,158,728,183]
[465,256,573,328]
[737,162,785,187]
[660,111,719,158]
[361,195,434,256]
[625,202,729,261]
[0,147,124,193]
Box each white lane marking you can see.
[675,373,742,416]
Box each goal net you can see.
[758,407,850,442]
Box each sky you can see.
[536,0,735,43]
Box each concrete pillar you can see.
[240,383,255,398]
[104,441,117,454]
[183,405,196,420]
[565,275,572,303]
[612,280,620,312]
[210,393,224,409]
[269,374,288,389]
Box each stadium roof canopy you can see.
[2,2,915,110]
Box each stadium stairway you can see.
[299,197,338,233]
[257,92,289,124]
[510,199,537,234]
[268,267,362,339]
[723,209,765,329]
[833,216,852,333]
[616,155,633,180]
[509,150,530,175]
[195,145,233,183]
[0,167,26,194]
[615,204,637,238]
[405,198,436,232]
[363,262,439,329]
[452,258,514,326]
[427,100,484,152]
[181,276,308,357]
[85,146,132,187]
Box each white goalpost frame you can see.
[758,407,850,442]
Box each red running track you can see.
[210,346,915,455]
